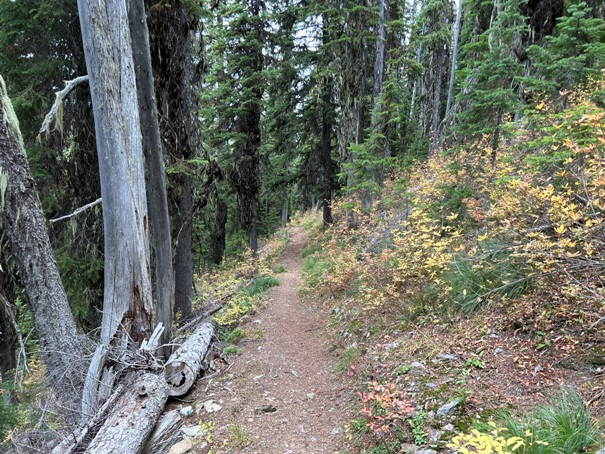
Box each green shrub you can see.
[241,276,279,297]
[223,327,243,344]
[224,231,249,260]
[301,243,322,258]
[301,256,331,291]
[428,182,475,227]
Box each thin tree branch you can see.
[38,75,89,139]
[49,198,102,223]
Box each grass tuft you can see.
[273,264,287,273]
[223,327,243,344]
[502,387,601,453]
[443,246,530,313]
[302,256,331,291]
[222,345,241,355]
[301,243,322,258]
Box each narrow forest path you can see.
[193,228,354,453]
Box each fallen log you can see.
[52,320,215,452]
[85,372,169,454]
[52,383,126,454]
[142,410,183,454]
[164,320,214,396]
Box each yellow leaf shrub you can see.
[301,74,605,325]
[447,423,548,454]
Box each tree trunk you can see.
[372,0,387,112]
[428,45,446,156]
[174,177,193,321]
[445,0,462,118]
[248,201,259,255]
[409,41,423,122]
[281,198,289,227]
[491,108,504,164]
[77,0,153,418]
[143,410,183,454]
[369,0,388,197]
[320,76,333,227]
[0,75,86,419]
[78,0,153,345]
[146,1,200,320]
[210,198,228,265]
[129,0,174,357]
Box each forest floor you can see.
[166,225,605,454]
[181,228,354,453]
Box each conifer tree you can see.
[201,0,265,254]
[0,0,103,329]
[526,1,605,104]
[146,0,202,319]
[455,0,527,156]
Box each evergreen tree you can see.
[414,0,451,156]
[526,1,605,103]
[262,0,310,227]
[455,0,527,155]
[0,0,103,329]
[201,0,266,254]
[146,0,202,319]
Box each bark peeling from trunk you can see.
[129,0,175,357]
[77,0,153,347]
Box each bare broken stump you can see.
[164,320,214,396]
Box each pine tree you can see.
[146,0,202,319]
[0,0,103,329]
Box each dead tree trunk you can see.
[428,45,446,156]
[77,0,153,419]
[143,410,183,454]
[368,0,388,201]
[54,318,215,452]
[0,75,86,420]
[129,0,175,358]
[445,0,462,118]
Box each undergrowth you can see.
[297,76,605,452]
[501,388,601,454]
[450,388,601,453]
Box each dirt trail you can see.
[195,228,354,453]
